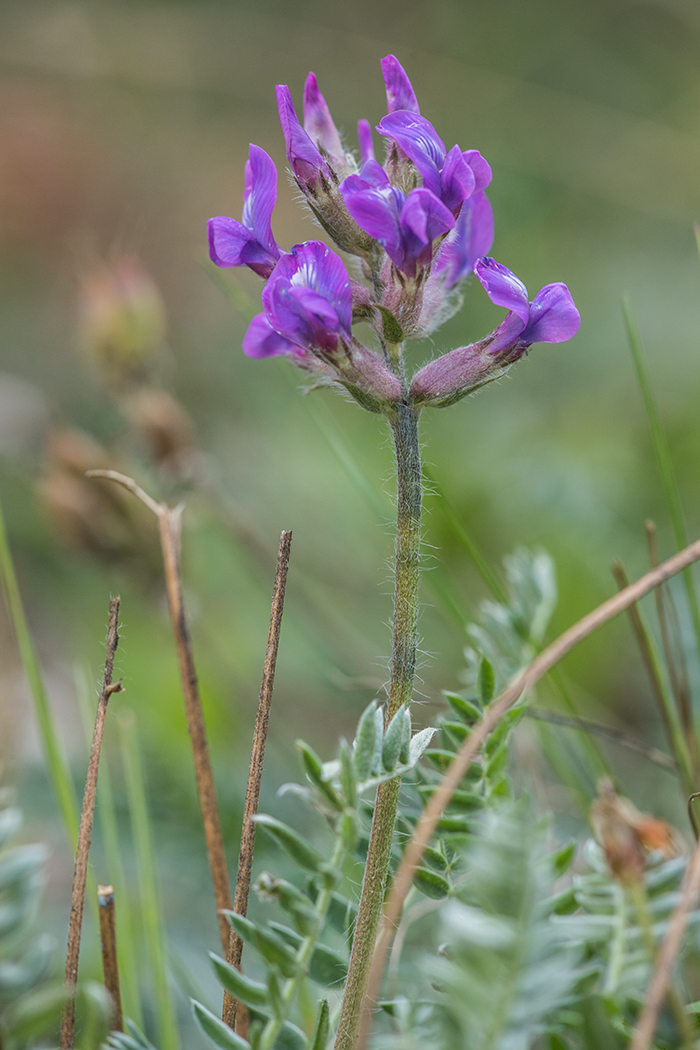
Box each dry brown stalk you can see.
[223,530,293,1033]
[60,597,122,1050]
[86,469,232,955]
[357,530,700,1050]
[628,836,700,1050]
[98,884,123,1031]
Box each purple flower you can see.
[432,191,495,288]
[340,160,454,277]
[357,119,375,165]
[475,257,581,353]
[381,54,420,115]
[276,85,332,193]
[243,240,402,407]
[377,112,491,214]
[303,73,347,172]
[208,145,281,279]
[244,241,351,358]
[410,258,579,406]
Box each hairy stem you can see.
[224,530,292,1033]
[334,401,422,1050]
[61,598,122,1049]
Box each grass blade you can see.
[622,296,700,669]
[0,495,79,848]
[118,710,179,1050]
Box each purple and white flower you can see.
[207,145,281,279]
[377,112,491,215]
[410,258,580,405]
[340,160,454,278]
[242,240,402,406]
[475,257,581,353]
[243,240,351,359]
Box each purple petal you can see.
[303,72,345,169]
[348,159,391,190]
[242,314,301,358]
[341,180,403,268]
[440,145,476,213]
[522,283,580,344]
[241,145,280,260]
[264,241,352,344]
[357,119,375,164]
[276,85,329,185]
[207,216,277,279]
[486,311,530,355]
[435,191,494,286]
[376,112,446,198]
[463,149,492,191]
[381,54,420,115]
[475,258,530,326]
[400,188,454,274]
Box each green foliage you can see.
[108,1019,159,1050]
[464,548,557,694]
[0,802,57,1048]
[195,700,437,1050]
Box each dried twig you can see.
[357,531,700,1050]
[61,597,122,1049]
[628,836,700,1050]
[86,469,232,955]
[525,708,676,771]
[223,531,292,1033]
[98,885,123,1031]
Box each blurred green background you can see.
[2,0,700,1039]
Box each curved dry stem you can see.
[357,530,700,1050]
[628,837,700,1050]
[85,469,164,517]
[87,469,232,954]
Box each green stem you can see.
[334,401,422,1050]
[119,711,179,1050]
[623,298,700,776]
[259,836,346,1050]
[0,497,79,848]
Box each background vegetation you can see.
[2,0,700,1043]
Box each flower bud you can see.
[77,255,166,388]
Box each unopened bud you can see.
[77,255,166,387]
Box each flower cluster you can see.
[208,56,580,412]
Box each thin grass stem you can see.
[118,709,180,1050]
[646,520,698,777]
[525,708,676,771]
[612,560,693,793]
[223,530,292,1033]
[628,835,700,1050]
[0,496,79,848]
[60,597,122,1049]
[623,297,700,686]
